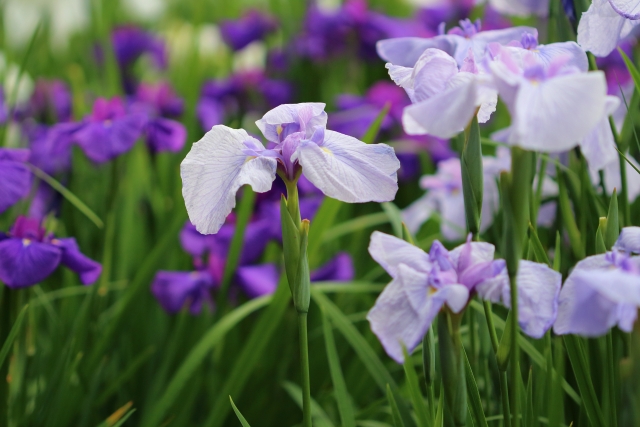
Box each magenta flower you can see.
[0,217,101,288]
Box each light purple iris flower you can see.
[367,232,561,362]
[577,0,640,57]
[489,50,608,152]
[377,18,537,68]
[403,148,517,239]
[554,231,640,336]
[0,148,32,214]
[220,10,278,51]
[0,216,101,288]
[387,48,497,139]
[488,0,549,17]
[132,82,187,153]
[181,103,400,234]
[74,97,145,164]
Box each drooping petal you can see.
[582,268,640,306]
[403,77,478,139]
[0,238,61,288]
[367,264,435,363]
[368,231,431,278]
[577,0,628,57]
[181,125,278,234]
[434,283,470,313]
[510,71,607,151]
[295,130,400,203]
[614,226,640,253]
[236,263,279,298]
[582,96,620,173]
[376,37,456,68]
[411,49,460,102]
[54,238,102,285]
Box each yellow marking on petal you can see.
[276,124,283,136]
[428,286,437,295]
[244,155,256,164]
[22,239,31,247]
[321,147,333,155]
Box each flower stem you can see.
[298,312,312,427]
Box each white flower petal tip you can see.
[180,125,277,235]
[295,130,400,203]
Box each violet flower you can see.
[26,122,82,175]
[0,148,32,214]
[367,232,560,362]
[387,48,497,139]
[181,102,400,234]
[25,79,73,123]
[111,26,167,93]
[402,148,510,240]
[554,230,640,336]
[132,82,186,153]
[377,18,537,68]
[0,216,101,288]
[489,50,609,152]
[220,10,278,51]
[151,271,215,314]
[74,97,145,164]
[577,0,640,57]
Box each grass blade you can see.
[362,103,390,144]
[282,381,336,427]
[322,310,356,427]
[386,384,406,427]
[230,397,252,427]
[0,304,27,370]
[463,347,488,427]
[402,347,430,427]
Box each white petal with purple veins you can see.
[582,96,620,173]
[294,130,400,203]
[368,231,432,278]
[256,103,327,142]
[181,125,277,234]
[577,0,629,57]
[376,37,456,68]
[610,0,640,19]
[614,226,640,253]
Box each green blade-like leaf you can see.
[463,347,488,427]
[282,381,335,427]
[322,310,356,427]
[402,347,430,427]
[229,397,251,427]
[461,116,483,236]
[387,384,406,427]
[362,103,390,144]
[142,295,271,427]
[29,165,104,229]
[528,223,551,266]
[605,188,619,249]
[308,197,342,266]
[0,304,28,369]
[382,202,403,238]
[596,218,608,255]
[497,310,514,372]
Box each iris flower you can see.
[0,148,31,214]
[181,102,400,234]
[577,0,640,57]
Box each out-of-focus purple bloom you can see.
[377,18,537,68]
[27,122,82,175]
[387,48,497,139]
[196,71,293,131]
[220,10,278,51]
[562,0,576,23]
[135,81,184,117]
[0,89,8,125]
[596,41,635,129]
[311,252,355,282]
[577,0,640,57]
[236,263,279,298]
[555,247,640,336]
[489,50,608,152]
[74,97,145,163]
[182,103,400,234]
[151,271,215,314]
[26,79,73,123]
[403,149,508,239]
[112,26,166,69]
[329,81,407,139]
[0,216,101,288]
[367,232,560,362]
[0,148,32,214]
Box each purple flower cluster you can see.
[220,10,278,51]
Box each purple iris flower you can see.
[0,148,32,214]
[387,47,497,139]
[609,0,640,19]
[132,82,186,153]
[0,216,101,288]
[26,79,73,123]
[111,26,167,93]
[220,10,278,51]
[555,230,640,336]
[311,253,355,282]
[577,0,640,57]
[377,18,537,68]
[74,97,145,164]
[182,103,400,235]
[402,149,510,240]
[26,122,82,175]
[367,232,561,362]
[151,271,215,314]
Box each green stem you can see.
[298,312,311,427]
[482,301,511,427]
[508,272,520,427]
[0,289,10,425]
